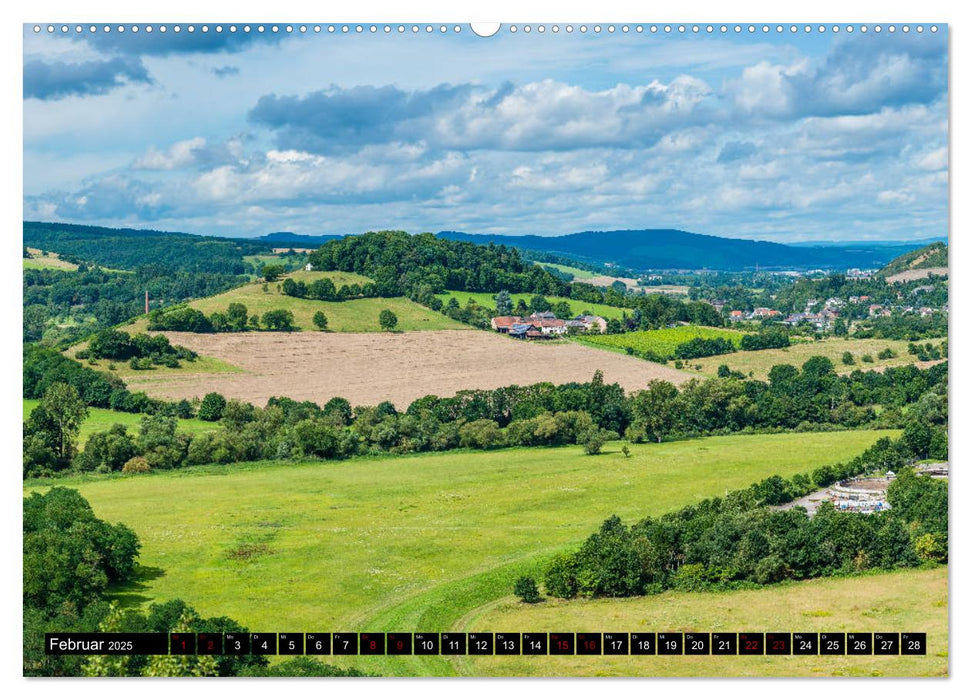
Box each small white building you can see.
[305,263,314,271]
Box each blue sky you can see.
[23,25,948,242]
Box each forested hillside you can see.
[24,221,268,274]
[439,229,921,272]
[308,230,569,296]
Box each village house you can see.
[751,307,781,319]
[574,314,608,333]
[529,316,568,336]
[305,262,314,271]
[490,316,522,333]
[491,311,587,339]
[784,311,835,330]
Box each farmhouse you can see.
[574,314,608,333]
[783,311,834,330]
[491,316,522,333]
[491,311,588,339]
[751,307,781,319]
[730,308,781,322]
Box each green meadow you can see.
[25,429,897,676]
[580,325,747,358]
[464,566,947,677]
[536,262,597,279]
[22,399,217,447]
[691,337,946,380]
[124,271,467,333]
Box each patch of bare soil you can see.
[128,330,693,409]
[885,267,948,283]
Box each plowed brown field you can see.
[125,330,693,408]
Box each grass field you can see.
[691,337,947,380]
[284,269,373,286]
[242,254,287,267]
[65,349,242,378]
[462,566,947,677]
[581,325,747,359]
[24,429,898,676]
[108,354,242,379]
[124,276,467,333]
[536,262,597,279]
[435,290,631,321]
[22,399,216,446]
[23,248,78,271]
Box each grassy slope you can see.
[879,243,948,276]
[581,325,746,358]
[23,248,78,271]
[124,271,467,333]
[25,430,896,676]
[435,290,631,321]
[108,354,242,380]
[22,399,217,446]
[691,337,947,380]
[463,566,947,677]
[242,254,286,267]
[284,269,372,286]
[536,262,596,279]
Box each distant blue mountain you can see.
[437,229,925,272]
[258,231,342,247]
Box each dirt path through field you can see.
[127,330,692,408]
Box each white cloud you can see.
[133,137,207,170]
[916,147,948,171]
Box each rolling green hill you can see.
[879,242,948,276]
[25,429,896,676]
[128,271,468,333]
[24,221,270,275]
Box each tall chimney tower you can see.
[145,290,149,315]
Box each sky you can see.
[22,24,949,243]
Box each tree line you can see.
[23,265,247,347]
[280,276,379,301]
[147,303,296,332]
[24,221,267,275]
[538,440,947,601]
[24,346,947,478]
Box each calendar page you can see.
[22,21,948,679]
